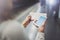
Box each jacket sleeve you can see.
[1,20,29,40]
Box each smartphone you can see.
[34,16,47,28]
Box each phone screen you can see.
[35,16,46,27]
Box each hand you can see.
[22,15,33,27]
[38,20,47,32]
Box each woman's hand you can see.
[38,21,47,33]
[22,15,34,27]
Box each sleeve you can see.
[1,20,29,40]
